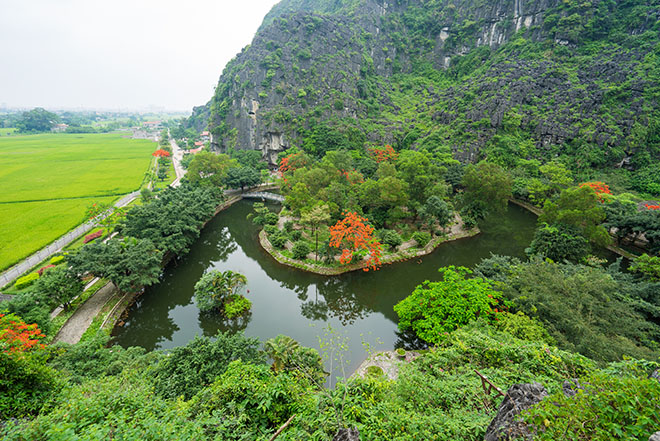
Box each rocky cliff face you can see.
[196,0,659,166]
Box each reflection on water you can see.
[113,201,538,374]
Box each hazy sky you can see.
[0,0,280,112]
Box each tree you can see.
[540,185,610,246]
[264,335,326,385]
[630,254,660,281]
[527,223,590,262]
[185,152,233,187]
[152,332,265,400]
[420,196,453,230]
[301,203,331,260]
[329,212,382,271]
[15,108,59,133]
[33,266,83,309]
[394,266,501,345]
[68,237,162,293]
[287,182,313,215]
[223,166,261,191]
[462,161,513,216]
[193,270,247,313]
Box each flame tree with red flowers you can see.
[278,152,309,185]
[579,181,611,202]
[367,145,399,163]
[329,212,382,271]
[0,313,46,353]
[152,149,171,157]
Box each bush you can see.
[412,231,432,247]
[292,241,311,260]
[152,332,265,400]
[224,295,252,318]
[524,371,660,440]
[186,360,312,440]
[290,229,302,241]
[14,272,39,290]
[493,311,555,345]
[49,255,64,265]
[264,224,278,235]
[380,229,403,251]
[83,229,103,244]
[394,266,501,345]
[283,220,294,232]
[5,291,52,335]
[264,212,279,225]
[269,232,288,249]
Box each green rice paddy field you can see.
[0,132,155,270]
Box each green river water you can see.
[113,200,538,373]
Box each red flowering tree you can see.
[0,313,46,353]
[368,145,398,163]
[579,182,611,202]
[152,149,171,157]
[644,204,660,211]
[278,152,309,185]
[329,212,382,271]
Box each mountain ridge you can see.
[187,0,659,170]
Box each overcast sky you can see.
[0,0,280,113]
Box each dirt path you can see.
[53,282,117,344]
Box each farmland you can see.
[0,132,155,270]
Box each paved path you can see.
[169,131,186,187]
[53,282,117,344]
[0,192,140,289]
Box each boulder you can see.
[484,383,548,441]
[333,427,360,441]
[649,432,660,441]
[649,370,660,383]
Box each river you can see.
[112,200,538,374]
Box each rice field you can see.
[0,132,155,270]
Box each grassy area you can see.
[0,133,155,270]
[0,128,17,136]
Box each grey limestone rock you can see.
[332,427,360,441]
[649,431,660,441]
[484,383,548,441]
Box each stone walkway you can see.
[53,282,117,344]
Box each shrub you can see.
[83,229,103,244]
[493,311,555,345]
[14,272,39,290]
[380,229,403,251]
[283,220,294,232]
[152,332,265,400]
[290,229,302,241]
[524,371,660,440]
[264,212,279,225]
[36,265,55,276]
[292,241,311,260]
[412,231,432,247]
[264,224,278,235]
[269,232,288,249]
[366,365,384,377]
[49,255,64,265]
[4,291,52,335]
[224,295,252,319]
[394,266,501,345]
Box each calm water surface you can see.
[113,201,537,373]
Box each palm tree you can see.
[194,270,247,312]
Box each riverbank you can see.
[258,215,480,276]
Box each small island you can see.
[250,147,489,275]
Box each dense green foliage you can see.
[152,332,265,400]
[68,237,162,293]
[476,256,660,362]
[119,184,224,256]
[394,266,501,345]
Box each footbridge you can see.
[242,191,285,203]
